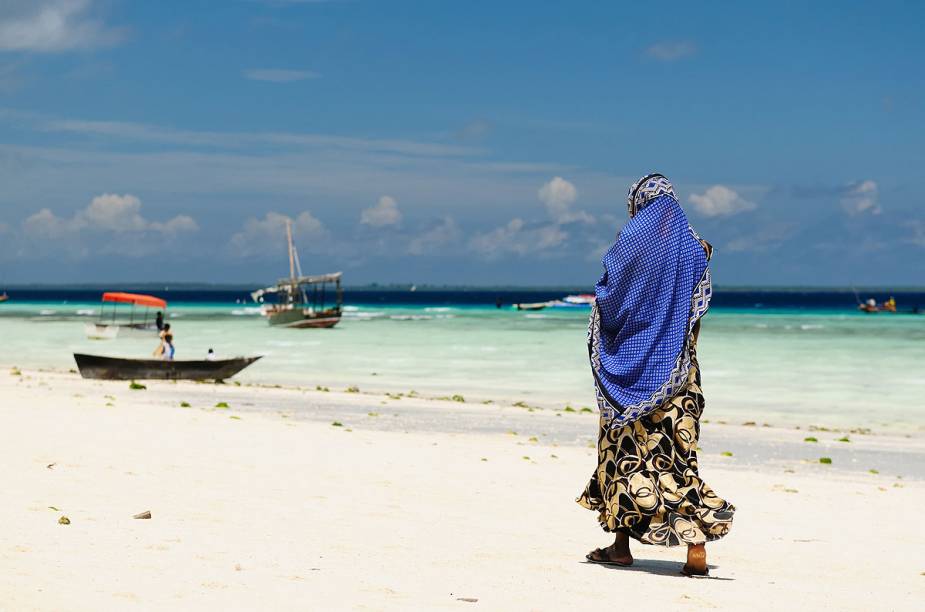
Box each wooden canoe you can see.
[73,353,262,381]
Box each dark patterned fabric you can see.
[577,329,735,546]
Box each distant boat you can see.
[250,220,343,329]
[856,295,922,315]
[514,301,553,311]
[74,353,261,381]
[514,293,595,311]
[0,291,8,303]
[562,294,595,305]
[85,292,167,339]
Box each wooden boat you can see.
[73,353,261,381]
[0,291,8,303]
[515,301,552,311]
[86,292,167,339]
[251,221,343,329]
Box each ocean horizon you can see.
[2,286,923,433]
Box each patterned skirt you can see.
[577,363,735,546]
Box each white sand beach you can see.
[1,368,923,611]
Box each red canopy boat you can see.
[85,292,168,339]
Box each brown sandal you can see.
[681,563,709,577]
[585,547,633,567]
[682,545,708,576]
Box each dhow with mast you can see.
[251,220,343,329]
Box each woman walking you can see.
[577,173,734,576]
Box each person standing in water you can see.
[155,310,164,331]
[153,323,173,359]
[577,174,734,576]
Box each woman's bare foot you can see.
[586,532,633,566]
[682,543,708,576]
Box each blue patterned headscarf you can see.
[588,173,712,427]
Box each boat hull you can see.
[73,353,262,381]
[267,308,341,328]
[515,302,551,311]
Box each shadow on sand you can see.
[582,559,734,581]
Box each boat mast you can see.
[286,219,296,284]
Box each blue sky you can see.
[0,0,922,286]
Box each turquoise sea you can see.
[1,289,923,432]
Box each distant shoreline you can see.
[3,283,925,292]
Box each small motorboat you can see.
[73,353,262,381]
[514,301,553,311]
[561,294,595,305]
[0,291,8,303]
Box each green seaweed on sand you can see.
[451,394,465,402]
[528,436,539,442]
[315,385,330,392]
[721,451,733,457]
[48,506,60,511]
[407,390,419,397]
[869,469,879,474]
[522,456,530,461]
[580,407,593,413]
[331,421,343,427]
[58,516,71,525]
[804,437,818,442]
[837,436,851,443]
[563,406,576,413]
[819,457,833,465]
[215,402,229,409]
[346,386,360,393]
[367,412,379,417]
[513,401,529,408]
[386,393,403,400]
[229,416,241,420]
[507,430,517,436]
[10,367,21,376]
[179,401,191,408]
[129,381,146,390]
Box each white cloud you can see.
[22,193,198,238]
[537,176,593,224]
[230,211,326,257]
[468,218,568,260]
[689,185,757,217]
[243,68,320,82]
[840,180,880,215]
[466,176,588,260]
[42,116,480,158]
[645,41,698,62]
[905,221,925,247]
[725,223,796,253]
[0,0,126,52]
[407,217,460,256]
[361,195,401,227]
